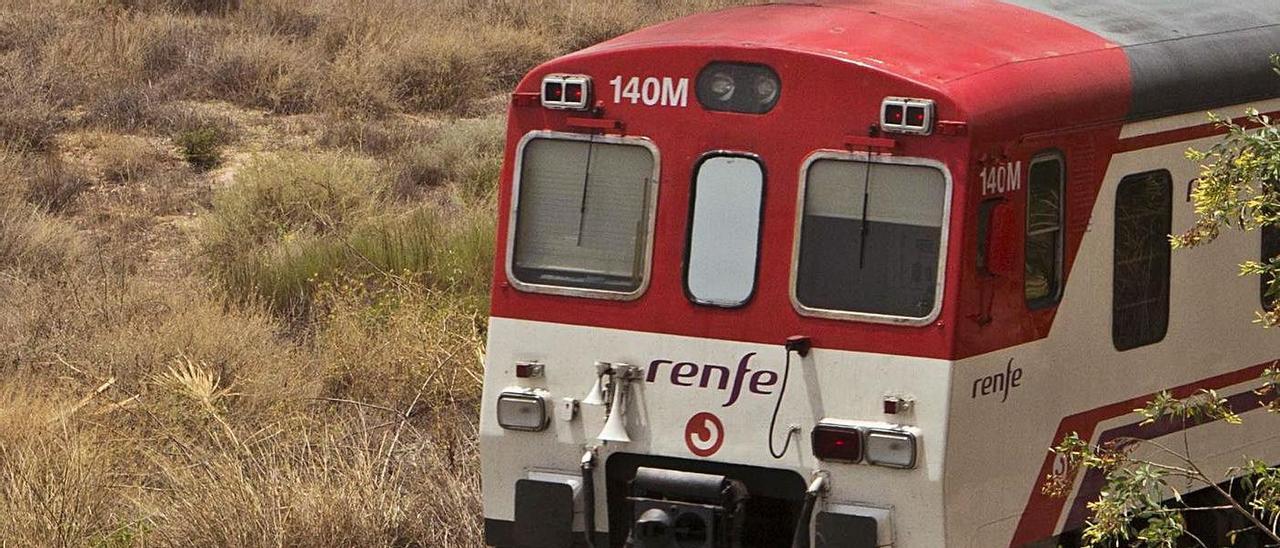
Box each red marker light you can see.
[812,423,864,463]
[885,104,905,124]
[565,82,584,103]
[544,81,564,102]
[907,106,926,126]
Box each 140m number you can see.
[610,75,689,107]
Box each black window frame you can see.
[1112,170,1173,352]
[1262,224,1280,310]
[682,152,767,309]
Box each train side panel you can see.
[944,99,1280,546]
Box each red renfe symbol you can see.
[685,412,725,458]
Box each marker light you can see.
[497,389,550,431]
[541,74,592,110]
[881,97,935,135]
[695,62,780,114]
[812,423,864,463]
[865,429,917,469]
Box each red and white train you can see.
[478,1,1280,546]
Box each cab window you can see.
[510,135,657,296]
[685,155,764,307]
[795,157,947,320]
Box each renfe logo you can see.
[685,412,724,457]
[647,353,778,407]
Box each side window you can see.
[1113,170,1172,351]
[1025,154,1064,306]
[685,155,764,307]
[510,135,657,296]
[1262,224,1280,309]
[1263,179,1280,310]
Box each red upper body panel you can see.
[489,1,1142,360]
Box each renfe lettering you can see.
[671,362,698,386]
[971,358,1023,403]
[645,353,776,407]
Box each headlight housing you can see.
[541,74,592,110]
[812,422,918,469]
[497,389,550,432]
[695,62,781,114]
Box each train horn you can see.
[598,364,636,443]
[582,361,610,406]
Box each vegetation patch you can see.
[0,1,749,545]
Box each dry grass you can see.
[0,0,750,546]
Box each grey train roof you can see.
[1004,0,1280,120]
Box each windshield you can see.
[510,135,657,295]
[794,157,947,320]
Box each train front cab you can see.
[480,40,979,548]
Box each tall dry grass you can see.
[0,0,751,546]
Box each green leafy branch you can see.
[1172,55,1280,326]
[1045,381,1280,547]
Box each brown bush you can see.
[0,202,83,277]
[93,133,176,183]
[0,62,66,152]
[22,155,92,213]
[315,115,422,155]
[203,32,323,113]
[382,33,490,115]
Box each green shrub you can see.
[201,151,383,254]
[393,115,504,200]
[176,126,226,171]
[214,202,493,317]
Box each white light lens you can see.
[865,429,917,469]
[708,72,736,101]
[497,390,548,431]
[753,75,778,104]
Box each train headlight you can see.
[497,389,550,431]
[706,71,736,101]
[695,62,780,114]
[541,74,592,110]
[752,74,779,104]
[864,429,917,469]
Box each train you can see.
[477,1,1280,546]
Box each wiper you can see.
[857,158,872,268]
[576,135,597,246]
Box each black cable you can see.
[768,348,796,459]
[791,485,820,548]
